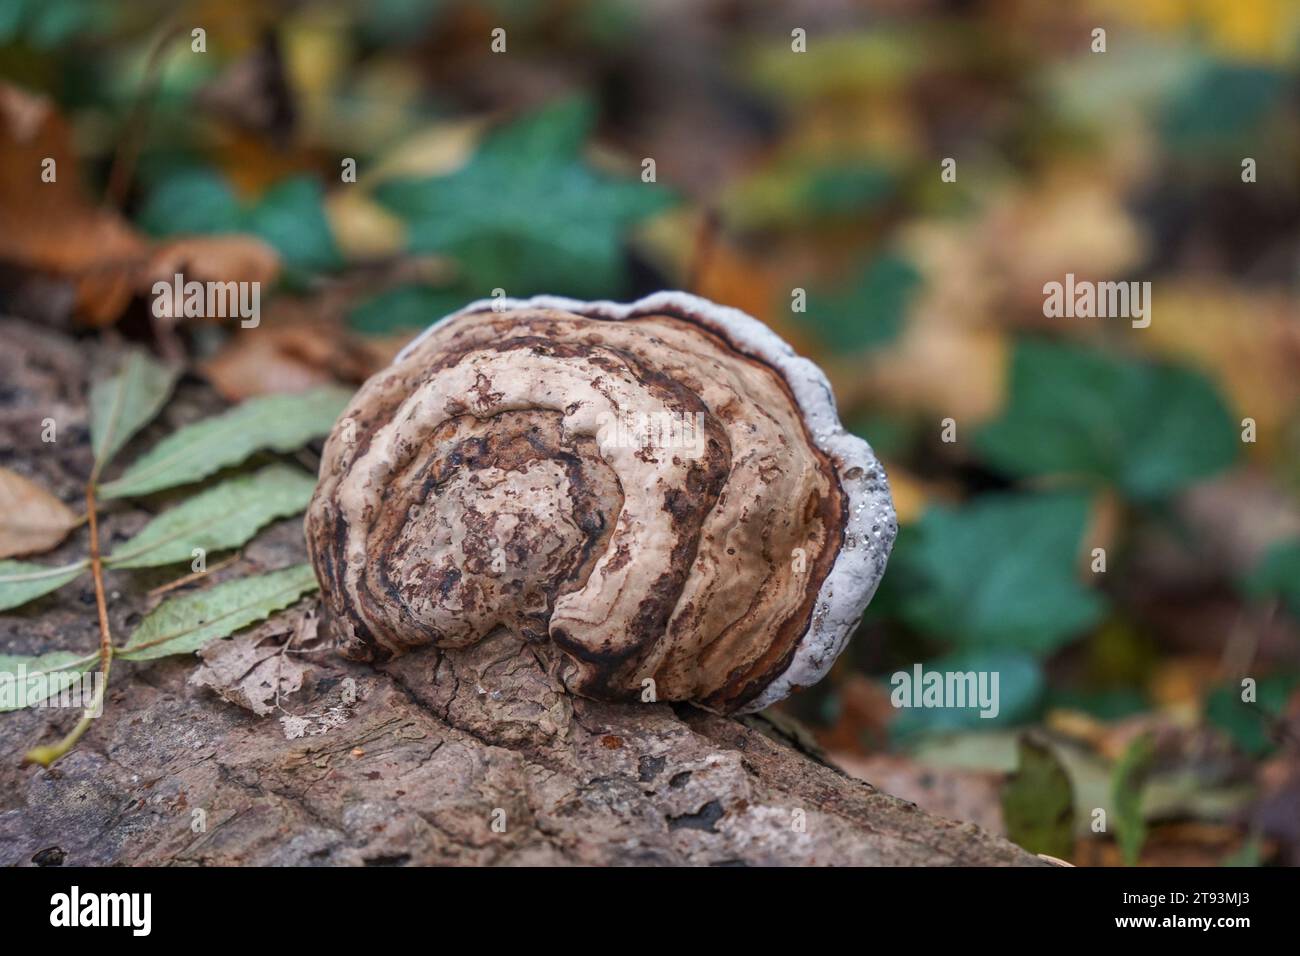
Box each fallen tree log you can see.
[0,318,1040,866]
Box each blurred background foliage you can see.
[0,0,1297,866]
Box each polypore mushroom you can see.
[305,292,895,713]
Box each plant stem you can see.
[23,484,115,768]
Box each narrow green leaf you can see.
[119,564,318,661]
[99,387,350,499]
[89,350,180,475]
[1002,735,1075,860]
[0,559,87,611]
[107,465,317,569]
[1112,732,1156,866]
[0,650,100,712]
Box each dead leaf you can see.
[0,82,282,327]
[143,235,281,293]
[0,84,146,324]
[1141,283,1300,459]
[200,312,388,401]
[0,466,78,559]
[188,605,320,715]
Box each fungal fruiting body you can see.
[305,293,896,714]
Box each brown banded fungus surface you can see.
[306,293,895,714]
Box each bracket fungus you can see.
[305,292,896,713]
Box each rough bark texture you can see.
[0,318,1041,866]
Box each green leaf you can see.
[1243,540,1300,619]
[1111,732,1155,866]
[347,283,473,335]
[99,387,350,499]
[1001,735,1075,860]
[0,0,107,48]
[137,171,341,273]
[374,98,674,298]
[0,650,99,711]
[892,492,1106,654]
[1222,836,1264,868]
[724,159,896,230]
[106,465,317,569]
[800,253,920,352]
[136,169,242,236]
[243,177,343,274]
[888,650,1044,741]
[1205,674,1296,757]
[977,340,1238,500]
[89,350,179,475]
[1163,64,1284,152]
[119,564,318,661]
[0,560,86,611]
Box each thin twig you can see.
[685,208,720,293]
[23,484,114,767]
[146,552,241,599]
[104,17,186,210]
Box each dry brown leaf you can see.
[0,82,283,327]
[1140,283,1300,459]
[189,606,321,715]
[0,466,79,559]
[0,84,147,325]
[200,313,388,401]
[191,637,308,716]
[143,235,281,293]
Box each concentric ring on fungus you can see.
[305,292,896,714]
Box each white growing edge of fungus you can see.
[394,291,898,714]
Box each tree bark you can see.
[0,318,1041,866]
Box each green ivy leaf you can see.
[106,465,317,569]
[1205,674,1296,757]
[888,650,1043,741]
[0,560,86,612]
[88,350,179,476]
[892,492,1106,655]
[119,564,318,661]
[800,253,920,353]
[0,0,106,48]
[346,283,473,334]
[0,650,99,711]
[1243,539,1300,619]
[374,98,674,298]
[977,340,1238,500]
[1112,732,1156,866]
[1001,735,1075,860]
[725,160,896,230]
[242,177,343,274]
[99,386,350,499]
[138,170,341,273]
[1163,64,1284,152]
